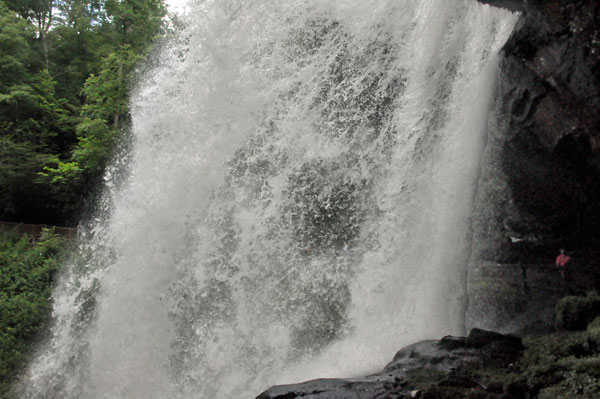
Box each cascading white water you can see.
[21,1,518,398]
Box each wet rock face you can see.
[484,0,600,254]
[468,0,600,332]
[500,0,600,250]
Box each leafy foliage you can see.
[0,230,68,398]
[0,0,170,226]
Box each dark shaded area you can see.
[485,0,600,261]
[556,292,600,331]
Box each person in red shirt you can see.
[555,248,571,279]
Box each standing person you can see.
[555,248,571,280]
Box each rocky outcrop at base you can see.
[257,329,524,399]
[258,316,600,398]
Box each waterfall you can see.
[20,1,518,398]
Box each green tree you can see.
[4,0,56,70]
[0,70,72,152]
[0,2,35,91]
[42,46,140,187]
[0,0,170,225]
[49,0,105,105]
[41,0,169,192]
[0,3,77,223]
[104,0,166,50]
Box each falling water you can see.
[21,1,518,398]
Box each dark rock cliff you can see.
[467,0,600,332]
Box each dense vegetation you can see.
[0,231,68,397]
[0,0,171,226]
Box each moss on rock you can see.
[556,292,600,331]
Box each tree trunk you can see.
[36,4,53,71]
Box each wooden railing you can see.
[0,221,78,241]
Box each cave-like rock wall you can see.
[468,0,600,332]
